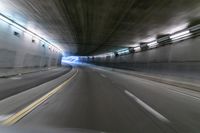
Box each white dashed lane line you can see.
[124,90,170,123]
[100,73,106,78]
[9,77,22,80]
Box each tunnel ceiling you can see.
[1,0,200,55]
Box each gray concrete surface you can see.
[87,37,200,82]
[0,20,62,68]
[0,67,59,78]
[1,1,200,54]
[12,65,200,133]
[88,64,200,93]
[0,68,76,115]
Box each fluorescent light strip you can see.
[118,51,129,55]
[147,41,158,48]
[171,33,191,41]
[95,52,115,58]
[117,48,129,52]
[12,22,26,31]
[131,44,140,48]
[117,48,129,55]
[0,15,12,24]
[170,30,191,40]
[107,52,114,56]
[134,47,141,52]
[0,14,63,54]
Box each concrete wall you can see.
[0,20,62,68]
[87,36,200,78]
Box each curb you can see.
[0,68,56,78]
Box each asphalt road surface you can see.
[10,64,200,133]
[0,67,71,100]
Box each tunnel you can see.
[0,0,200,133]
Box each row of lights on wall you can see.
[88,24,200,59]
[0,13,64,55]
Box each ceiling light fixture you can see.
[147,41,158,48]
[117,48,129,55]
[170,30,191,40]
[131,43,140,48]
[134,47,141,52]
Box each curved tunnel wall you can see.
[88,36,200,78]
[0,19,62,68]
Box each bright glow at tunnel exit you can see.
[62,56,80,64]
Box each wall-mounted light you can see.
[0,15,12,24]
[131,44,140,48]
[94,52,115,58]
[189,24,200,32]
[147,41,158,49]
[117,48,129,55]
[170,30,191,40]
[134,47,141,52]
[107,52,114,56]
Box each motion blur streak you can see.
[0,0,200,133]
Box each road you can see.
[0,67,71,100]
[4,64,197,133]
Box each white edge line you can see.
[166,88,200,101]
[0,114,14,121]
[100,74,106,78]
[124,90,170,123]
[95,66,200,100]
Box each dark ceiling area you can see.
[1,0,200,55]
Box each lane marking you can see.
[124,90,170,123]
[100,74,106,78]
[164,87,200,101]
[94,66,200,101]
[0,114,14,121]
[9,77,22,80]
[99,67,200,100]
[1,70,78,126]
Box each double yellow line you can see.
[1,70,78,126]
